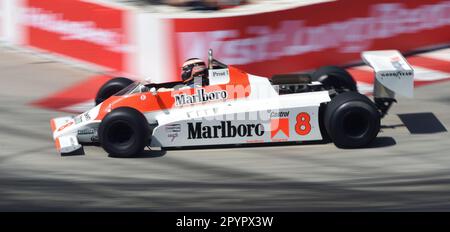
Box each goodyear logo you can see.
[380,71,413,78]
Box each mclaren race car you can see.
[50,49,414,157]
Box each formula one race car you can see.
[50,49,414,157]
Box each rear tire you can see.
[95,77,133,105]
[99,107,150,158]
[312,66,357,92]
[324,92,380,148]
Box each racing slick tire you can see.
[95,77,133,105]
[312,66,357,92]
[324,91,380,148]
[98,107,150,158]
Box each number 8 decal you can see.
[295,112,311,135]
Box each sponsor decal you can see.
[380,71,413,78]
[211,69,229,78]
[165,124,181,142]
[174,88,228,106]
[295,112,311,136]
[270,111,290,118]
[74,112,91,124]
[84,112,91,121]
[58,121,73,131]
[391,57,406,71]
[187,121,264,139]
[270,111,290,139]
[74,115,83,124]
[77,128,95,135]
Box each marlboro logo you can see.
[174,88,228,106]
[187,121,264,139]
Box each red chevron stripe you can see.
[31,75,111,112]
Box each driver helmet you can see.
[181,58,208,86]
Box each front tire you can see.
[98,107,150,157]
[324,92,380,148]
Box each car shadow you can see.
[397,112,447,134]
[106,136,397,158]
[108,149,167,159]
[334,136,397,150]
[366,136,397,148]
[155,134,399,152]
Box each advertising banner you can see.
[171,0,450,81]
[22,0,130,72]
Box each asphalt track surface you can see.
[1,48,449,211]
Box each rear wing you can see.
[362,50,414,98]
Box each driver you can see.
[181,58,209,88]
[155,58,209,93]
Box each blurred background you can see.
[3,0,448,83]
[0,0,450,211]
[134,0,249,10]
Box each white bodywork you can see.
[51,71,331,153]
[51,105,102,154]
[149,74,330,147]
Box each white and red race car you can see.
[50,49,414,157]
